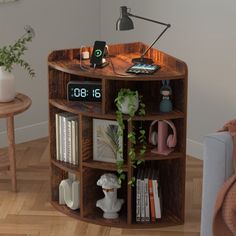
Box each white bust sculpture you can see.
[96,173,124,219]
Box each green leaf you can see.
[0,27,35,77]
[120,173,126,180]
[128,180,133,185]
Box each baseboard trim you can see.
[0,121,48,148]
[187,138,203,160]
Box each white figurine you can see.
[96,173,124,219]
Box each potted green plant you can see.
[0,25,35,102]
[115,88,146,186]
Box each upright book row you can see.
[55,112,79,165]
[136,167,162,223]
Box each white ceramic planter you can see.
[0,66,16,102]
[119,95,139,115]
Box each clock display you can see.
[67,81,102,102]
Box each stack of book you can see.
[136,167,161,223]
[55,112,79,165]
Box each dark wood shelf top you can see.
[82,159,128,172]
[48,58,184,81]
[49,99,102,116]
[116,110,185,121]
[51,159,80,174]
[141,150,185,161]
[49,98,184,120]
[48,42,187,81]
[0,93,31,118]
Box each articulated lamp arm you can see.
[127,12,171,63]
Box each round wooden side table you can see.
[0,93,31,192]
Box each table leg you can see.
[6,116,16,192]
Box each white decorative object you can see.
[59,177,80,210]
[82,51,89,60]
[120,95,139,115]
[93,119,123,163]
[0,66,15,102]
[96,173,124,219]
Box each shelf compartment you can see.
[81,116,128,165]
[161,159,185,221]
[104,79,186,115]
[131,159,185,225]
[82,159,128,172]
[82,167,127,223]
[51,159,80,175]
[132,118,186,156]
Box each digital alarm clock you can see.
[67,81,102,102]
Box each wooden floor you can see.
[0,138,203,236]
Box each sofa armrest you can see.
[201,131,233,236]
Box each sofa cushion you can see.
[201,131,233,236]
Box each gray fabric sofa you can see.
[201,131,233,236]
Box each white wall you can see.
[0,0,101,147]
[1,0,236,159]
[101,0,236,159]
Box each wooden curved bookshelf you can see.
[48,42,188,228]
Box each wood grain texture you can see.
[0,138,202,235]
[48,42,188,228]
[48,42,187,81]
[0,93,31,118]
[0,93,31,192]
[6,116,16,192]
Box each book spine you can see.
[153,179,161,219]
[140,179,145,222]
[71,120,79,165]
[148,179,156,222]
[62,116,68,162]
[136,178,141,222]
[55,114,60,161]
[59,115,64,162]
[71,120,76,165]
[144,178,150,222]
[67,120,72,164]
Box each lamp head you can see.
[116,6,134,31]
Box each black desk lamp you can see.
[116,6,171,64]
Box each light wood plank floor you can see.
[0,138,203,236]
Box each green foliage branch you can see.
[115,88,146,186]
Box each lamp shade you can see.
[116,6,134,31]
